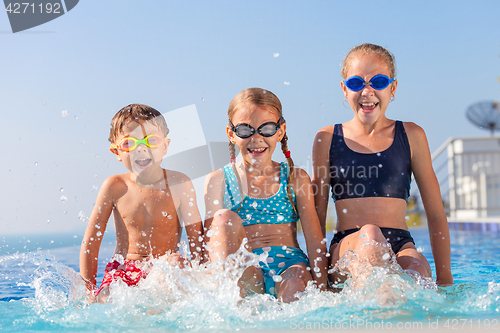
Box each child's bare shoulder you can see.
[291,167,312,187]
[205,169,225,184]
[402,122,427,144]
[99,173,131,197]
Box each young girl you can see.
[204,88,328,302]
[312,43,453,286]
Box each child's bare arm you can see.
[408,123,453,286]
[79,177,115,288]
[294,168,328,290]
[312,128,333,237]
[203,170,225,235]
[174,172,204,261]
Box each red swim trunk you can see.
[96,259,148,295]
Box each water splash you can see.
[2,239,500,332]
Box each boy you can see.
[79,104,204,303]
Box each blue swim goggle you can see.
[344,74,395,92]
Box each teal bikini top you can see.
[223,162,299,226]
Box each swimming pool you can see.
[1,228,499,332]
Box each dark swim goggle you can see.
[344,74,395,92]
[230,116,283,139]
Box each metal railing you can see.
[411,137,500,222]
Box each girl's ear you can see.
[391,79,398,97]
[278,122,287,142]
[341,80,348,98]
[226,124,235,142]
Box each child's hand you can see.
[81,275,97,303]
[164,253,190,268]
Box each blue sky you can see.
[1,1,499,235]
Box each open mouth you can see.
[135,158,152,168]
[359,102,379,112]
[247,147,267,155]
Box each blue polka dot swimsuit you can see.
[223,162,299,226]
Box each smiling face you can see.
[227,104,285,168]
[111,120,169,177]
[341,52,397,125]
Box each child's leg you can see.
[207,209,247,261]
[238,266,265,297]
[207,209,265,296]
[276,262,312,303]
[329,224,391,284]
[96,285,110,303]
[395,243,432,278]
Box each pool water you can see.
[1,228,499,332]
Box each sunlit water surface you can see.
[1,228,499,332]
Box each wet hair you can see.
[227,88,296,213]
[341,43,397,79]
[108,104,169,143]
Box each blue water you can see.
[1,228,500,332]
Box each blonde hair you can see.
[227,88,296,213]
[341,43,397,79]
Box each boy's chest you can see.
[116,189,179,220]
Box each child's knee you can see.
[210,209,243,236]
[358,224,386,243]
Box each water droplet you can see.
[313,267,320,272]
[359,233,366,239]
[162,211,168,217]
[213,200,219,205]
[378,164,383,168]
[59,187,64,192]
[382,253,390,260]
[342,209,347,214]
[284,81,290,86]
[189,202,193,207]
[273,52,280,58]
[60,195,67,203]
[377,152,381,157]
[206,230,214,237]
[277,215,284,221]
[96,231,102,237]
[142,232,147,237]
[47,219,50,223]
[272,275,282,282]
[316,248,321,253]
[50,240,54,244]
[405,216,409,220]
[34,162,38,166]
[61,110,68,117]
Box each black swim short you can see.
[329,227,415,254]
